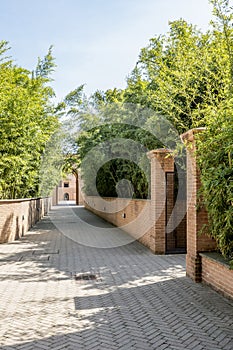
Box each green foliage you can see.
[39,130,65,197]
[96,159,148,199]
[197,101,233,262]
[35,45,56,81]
[62,0,233,259]
[0,42,60,199]
[196,0,233,263]
[75,122,159,199]
[130,18,232,134]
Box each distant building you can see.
[52,173,84,205]
[58,174,76,201]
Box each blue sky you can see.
[0,0,213,101]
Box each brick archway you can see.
[64,193,69,200]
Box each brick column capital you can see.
[180,127,206,144]
[147,149,174,172]
[147,148,173,159]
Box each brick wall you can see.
[58,174,76,201]
[84,196,154,250]
[176,207,187,249]
[147,149,174,253]
[147,149,186,254]
[52,172,84,206]
[200,253,233,299]
[85,194,186,254]
[166,172,175,251]
[84,148,186,254]
[0,197,51,243]
[181,128,216,282]
[180,128,233,299]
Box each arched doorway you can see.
[64,193,69,201]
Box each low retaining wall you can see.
[200,253,233,300]
[84,196,153,249]
[84,196,186,253]
[0,197,51,243]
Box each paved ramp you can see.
[0,205,232,349]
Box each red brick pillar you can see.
[74,172,79,205]
[52,186,58,206]
[181,128,216,282]
[147,149,174,254]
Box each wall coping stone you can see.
[180,127,206,143]
[147,148,173,159]
[84,196,150,202]
[200,252,232,269]
[0,197,49,205]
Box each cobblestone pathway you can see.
[0,205,232,350]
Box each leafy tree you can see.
[0,42,60,199]
[63,87,164,199]
[197,102,233,262]
[197,0,233,263]
[130,18,231,134]
[62,0,233,262]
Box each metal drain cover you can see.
[74,273,97,281]
[32,249,59,255]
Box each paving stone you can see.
[0,205,232,350]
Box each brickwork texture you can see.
[0,197,51,243]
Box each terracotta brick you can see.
[0,197,51,243]
[180,128,231,299]
[84,148,186,254]
[201,254,233,299]
[181,128,217,282]
[51,172,84,206]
